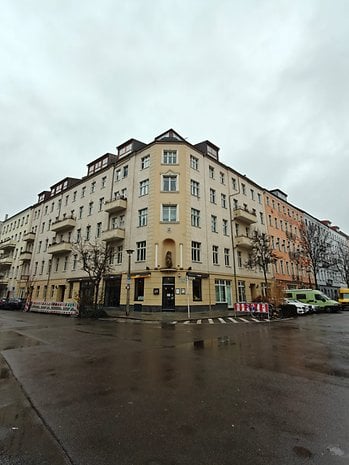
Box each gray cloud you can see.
[1,0,348,232]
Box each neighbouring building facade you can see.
[0,129,347,311]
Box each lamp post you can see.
[125,249,134,316]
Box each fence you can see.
[234,302,269,315]
[27,301,78,316]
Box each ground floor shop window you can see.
[192,277,202,301]
[134,278,144,301]
[238,280,246,302]
[215,279,232,305]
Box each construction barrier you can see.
[234,302,269,314]
[28,301,78,316]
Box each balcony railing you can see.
[104,197,127,214]
[51,216,77,232]
[0,255,13,266]
[235,235,253,249]
[233,207,257,224]
[0,239,16,251]
[23,232,36,242]
[48,241,73,255]
[101,227,125,242]
[20,251,32,262]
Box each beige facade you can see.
[7,129,344,311]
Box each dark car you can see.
[0,298,25,310]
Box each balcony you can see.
[48,241,73,255]
[0,256,13,266]
[235,235,253,249]
[233,207,257,224]
[51,216,77,232]
[101,227,125,242]
[23,232,36,242]
[20,251,32,262]
[104,197,127,214]
[0,239,16,251]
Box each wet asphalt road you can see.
[0,310,348,465]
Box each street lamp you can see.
[125,249,134,316]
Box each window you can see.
[96,222,102,238]
[192,278,202,301]
[222,219,228,235]
[190,180,200,197]
[76,229,81,242]
[241,183,246,195]
[81,187,86,198]
[141,155,150,169]
[73,191,77,202]
[232,178,237,190]
[211,215,217,232]
[191,241,201,262]
[257,193,262,204]
[63,256,68,271]
[209,188,216,203]
[163,150,177,164]
[138,208,148,227]
[91,182,96,193]
[79,206,83,219]
[134,278,144,301]
[72,254,78,270]
[101,176,107,188]
[123,165,128,178]
[212,245,219,264]
[191,208,200,227]
[86,225,91,241]
[136,241,146,261]
[237,251,242,267]
[140,179,149,196]
[224,248,230,266]
[162,175,177,192]
[250,189,255,200]
[209,166,215,179]
[220,172,225,184]
[116,245,123,264]
[238,280,246,302]
[221,193,227,208]
[190,155,199,170]
[260,212,264,224]
[162,205,177,222]
[88,202,93,215]
[99,198,104,211]
[215,280,231,303]
[115,169,121,181]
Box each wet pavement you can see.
[0,309,348,465]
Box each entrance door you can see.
[162,277,175,311]
[104,276,121,307]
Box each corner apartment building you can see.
[0,129,271,311]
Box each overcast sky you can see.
[1,0,348,233]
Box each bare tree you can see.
[246,232,278,301]
[299,221,336,289]
[73,240,114,315]
[335,242,349,287]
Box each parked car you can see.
[0,298,25,310]
[284,298,309,315]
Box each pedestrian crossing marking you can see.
[173,316,276,325]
